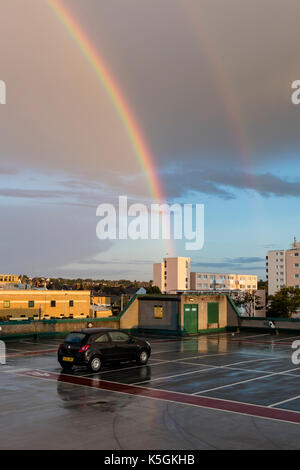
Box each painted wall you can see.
[180,294,228,332]
[137,298,180,332]
[119,296,139,330]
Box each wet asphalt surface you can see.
[1,331,300,449]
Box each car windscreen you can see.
[64,333,86,344]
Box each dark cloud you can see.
[161,168,300,199]
[192,256,265,272]
[224,257,265,264]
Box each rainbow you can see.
[45,0,165,204]
[45,0,175,255]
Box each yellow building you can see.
[0,290,91,320]
[0,274,19,284]
[92,296,111,306]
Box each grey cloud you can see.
[1,0,300,193]
[224,257,265,264]
[191,262,265,272]
[192,256,265,272]
[161,168,300,199]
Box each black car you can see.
[57,328,151,372]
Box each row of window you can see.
[2,300,74,308]
[0,276,17,282]
[196,274,256,281]
[196,284,256,289]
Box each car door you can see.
[108,331,136,361]
[91,333,113,361]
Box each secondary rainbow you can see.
[45,0,165,204]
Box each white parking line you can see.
[193,366,300,395]
[80,352,238,378]
[132,357,280,385]
[133,366,218,384]
[231,334,271,340]
[272,335,300,343]
[20,340,61,347]
[269,394,300,408]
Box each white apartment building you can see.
[267,237,300,295]
[153,257,190,293]
[190,272,257,292]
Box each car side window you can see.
[109,331,129,342]
[93,334,109,343]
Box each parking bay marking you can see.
[132,356,281,385]
[13,368,300,426]
[193,366,300,395]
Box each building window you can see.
[295,274,299,279]
[295,253,299,257]
[28,300,34,308]
[3,300,10,308]
[69,300,74,307]
[295,264,299,268]
[50,300,56,307]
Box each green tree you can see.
[233,292,263,317]
[267,286,300,318]
[257,279,268,290]
[146,285,162,294]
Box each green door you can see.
[207,302,219,325]
[183,304,198,334]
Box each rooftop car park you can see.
[1,330,300,450]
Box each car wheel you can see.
[137,349,149,365]
[88,356,102,372]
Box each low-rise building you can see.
[190,272,257,292]
[0,290,91,320]
[0,274,19,285]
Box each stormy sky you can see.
[0,0,300,280]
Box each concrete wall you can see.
[238,317,300,331]
[119,296,139,330]
[137,298,179,332]
[0,317,120,339]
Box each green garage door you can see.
[183,304,198,334]
[207,302,219,325]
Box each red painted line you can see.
[16,369,300,425]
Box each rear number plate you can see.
[62,356,74,362]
